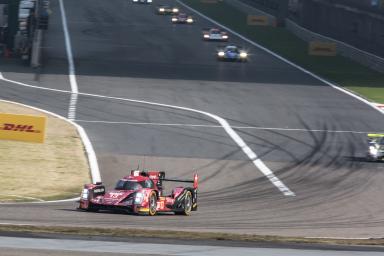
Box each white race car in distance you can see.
[202,28,229,41]
[171,13,194,24]
[157,5,179,15]
[133,0,152,4]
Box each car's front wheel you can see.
[148,192,157,216]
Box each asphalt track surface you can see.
[1,235,384,256]
[1,0,384,239]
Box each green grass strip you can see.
[182,0,384,103]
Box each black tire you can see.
[82,203,98,212]
[148,191,157,216]
[175,191,192,216]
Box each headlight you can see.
[159,8,165,11]
[187,18,193,23]
[81,189,89,200]
[222,35,228,39]
[218,52,225,57]
[370,146,378,155]
[173,8,179,12]
[204,34,209,38]
[134,192,144,204]
[148,0,152,2]
[240,52,248,58]
[172,18,177,22]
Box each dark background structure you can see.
[240,0,384,57]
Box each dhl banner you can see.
[247,15,269,26]
[0,113,46,143]
[308,41,337,56]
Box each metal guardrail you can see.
[286,19,384,73]
[223,0,384,74]
[322,0,384,16]
[223,0,276,24]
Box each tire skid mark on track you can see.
[56,0,294,197]
[177,0,384,117]
[75,119,379,134]
[0,74,294,196]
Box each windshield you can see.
[226,47,238,53]
[115,180,142,191]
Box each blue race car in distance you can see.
[217,45,248,62]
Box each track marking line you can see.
[0,76,295,196]
[0,195,44,202]
[0,197,80,205]
[75,120,378,134]
[0,98,101,195]
[56,0,294,196]
[59,0,78,120]
[177,0,384,116]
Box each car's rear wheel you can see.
[148,192,157,216]
[175,191,192,216]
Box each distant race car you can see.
[157,5,179,15]
[367,133,384,161]
[171,13,194,24]
[217,45,248,62]
[132,0,152,4]
[78,170,198,216]
[202,28,228,41]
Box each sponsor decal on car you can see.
[93,188,105,194]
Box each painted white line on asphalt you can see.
[58,0,101,184]
[0,76,294,197]
[177,0,384,117]
[75,119,377,134]
[0,197,80,205]
[2,1,294,196]
[59,0,78,120]
[68,93,78,120]
[373,103,384,114]
[0,195,44,202]
[0,99,101,185]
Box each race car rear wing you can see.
[130,170,198,189]
[163,174,198,189]
[368,134,384,143]
[368,133,384,138]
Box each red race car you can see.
[78,170,198,216]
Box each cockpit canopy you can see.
[115,179,154,190]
